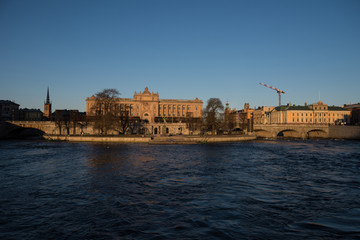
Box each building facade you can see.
[0,100,19,121]
[268,101,350,125]
[224,103,256,132]
[253,106,274,124]
[86,87,203,135]
[225,101,351,131]
[19,109,43,121]
[343,103,360,125]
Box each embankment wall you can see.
[329,126,360,140]
[45,135,151,143]
[44,135,256,143]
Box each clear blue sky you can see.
[1,0,359,112]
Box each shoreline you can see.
[43,134,257,144]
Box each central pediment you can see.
[134,87,159,101]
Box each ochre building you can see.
[86,87,203,135]
[268,101,351,125]
[225,101,351,133]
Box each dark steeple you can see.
[44,87,52,120]
[45,87,51,104]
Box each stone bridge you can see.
[253,124,330,138]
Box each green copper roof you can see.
[274,105,347,111]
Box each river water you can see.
[0,139,359,239]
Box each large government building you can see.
[86,87,203,134]
[225,101,351,133]
[268,101,351,125]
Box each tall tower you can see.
[44,87,52,120]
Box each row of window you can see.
[135,112,192,117]
[160,105,199,111]
[292,112,344,117]
[161,105,190,110]
[292,117,344,123]
[115,112,195,117]
[313,106,327,110]
[159,113,186,117]
[94,103,199,111]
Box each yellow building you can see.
[269,101,351,125]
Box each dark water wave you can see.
[1,140,359,239]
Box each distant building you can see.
[224,101,239,130]
[54,109,84,122]
[224,102,255,132]
[343,103,360,125]
[225,101,351,130]
[269,101,351,125]
[0,100,19,121]
[19,108,43,121]
[253,106,274,124]
[43,87,52,120]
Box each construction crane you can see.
[259,82,285,107]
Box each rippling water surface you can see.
[1,139,359,239]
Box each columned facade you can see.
[86,87,203,135]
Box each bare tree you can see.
[91,89,120,135]
[69,110,79,135]
[113,104,131,134]
[54,110,64,135]
[203,98,224,135]
[186,112,202,135]
[55,110,70,135]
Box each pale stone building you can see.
[86,87,203,135]
[268,101,351,125]
[253,106,274,124]
[225,101,350,131]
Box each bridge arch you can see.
[9,127,45,139]
[277,129,300,138]
[253,124,330,139]
[307,129,327,138]
[253,129,272,138]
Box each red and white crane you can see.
[259,82,285,107]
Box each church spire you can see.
[44,87,52,120]
[45,87,50,104]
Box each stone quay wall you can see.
[45,135,152,143]
[44,135,256,144]
[329,126,360,140]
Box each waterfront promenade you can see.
[44,134,257,144]
[3,121,360,141]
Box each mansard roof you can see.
[328,106,347,111]
[287,105,311,110]
[274,105,348,111]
